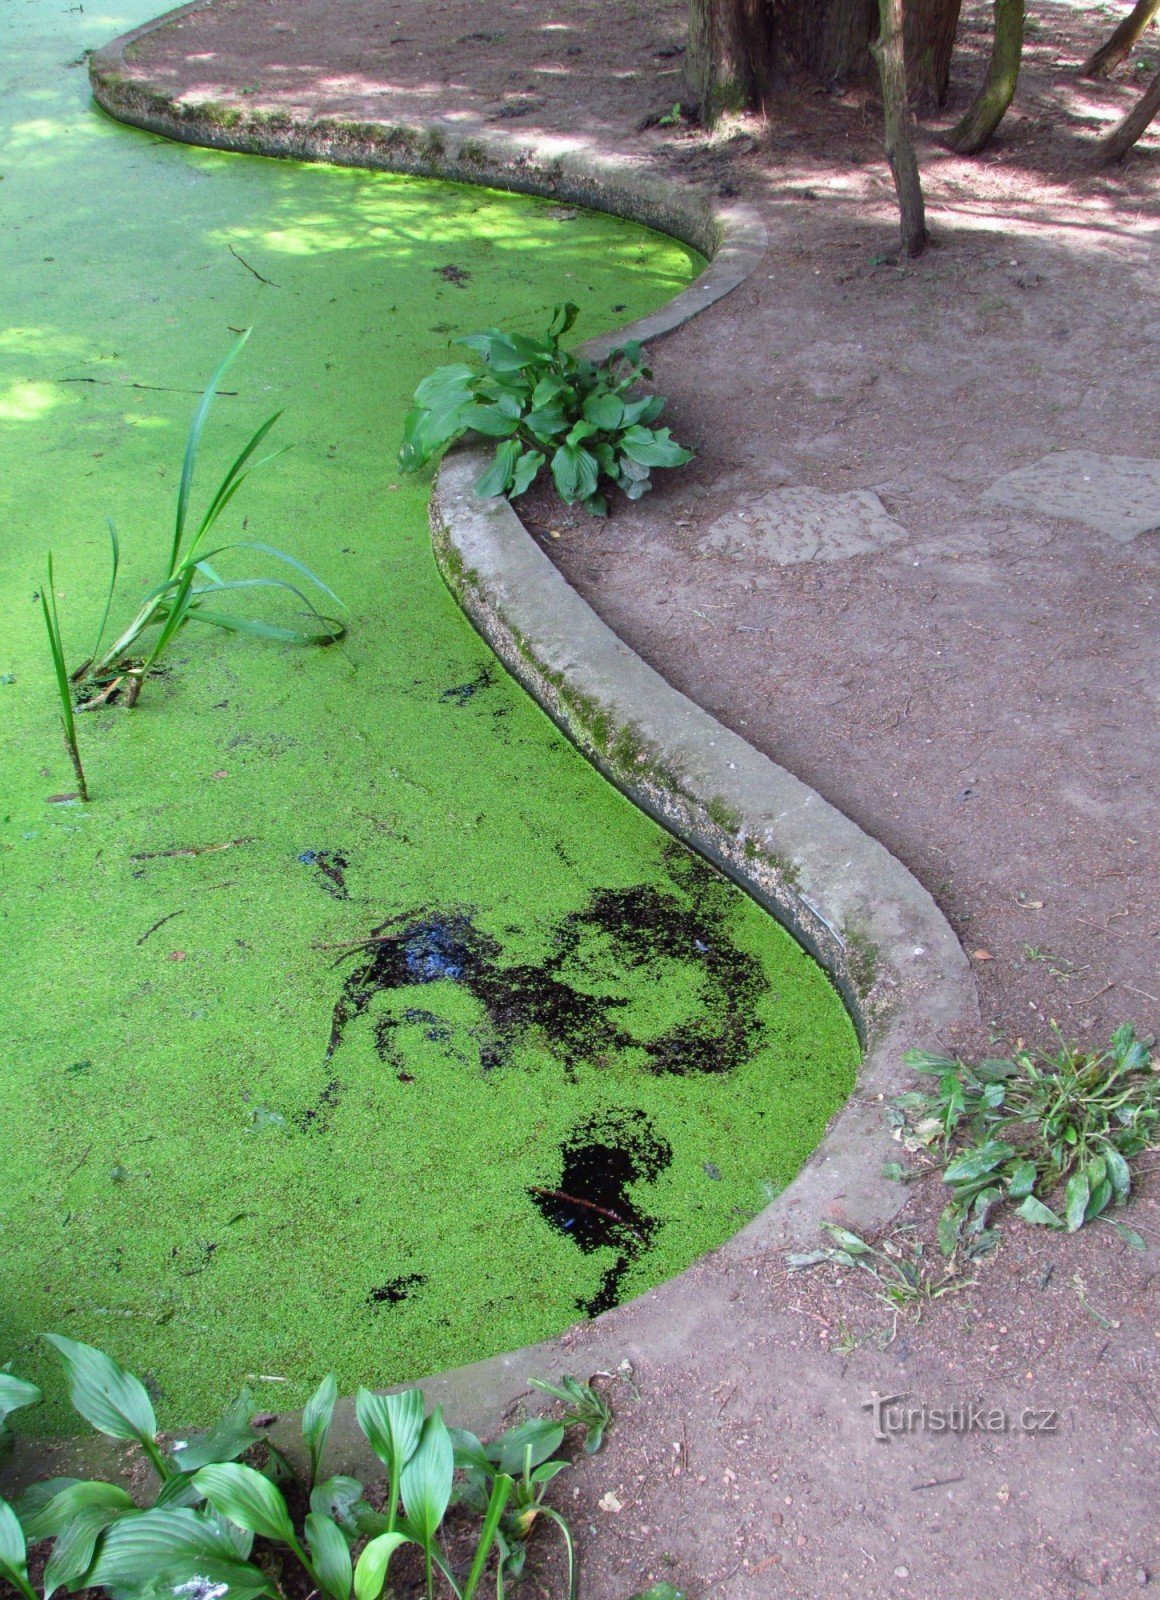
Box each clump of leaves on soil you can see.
[788,1221,968,1341]
[399,302,692,516]
[892,1024,1157,1257]
[0,1335,600,1600]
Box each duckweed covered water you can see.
[0,0,859,1431]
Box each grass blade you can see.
[184,608,345,645]
[537,1507,575,1600]
[79,518,120,676]
[170,330,252,575]
[461,1473,512,1600]
[40,555,88,802]
[190,419,286,553]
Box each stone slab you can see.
[983,449,1160,542]
[699,485,907,564]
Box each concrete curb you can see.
[7,3,977,1473]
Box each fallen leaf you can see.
[598,1491,623,1514]
[972,949,994,961]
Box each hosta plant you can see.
[399,302,692,516]
[1,1336,586,1600]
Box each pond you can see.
[0,0,858,1432]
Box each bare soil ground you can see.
[108,3,1159,1596]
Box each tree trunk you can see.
[1081,0,1160,79]
[686,0,779,120]
[948,0,1024,153]
[770,0,877,80]
[872,0,927,255]
[688,0,963,103]
[905,0,965,105]
[1097,63,1160,159]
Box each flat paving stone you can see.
[982,449,1160,542]
[699,485,907,564]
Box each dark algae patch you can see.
[531,1109,671,1316]
[1,0,857,1434]
[298,848,351,899]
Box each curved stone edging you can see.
[8,3,980,1473]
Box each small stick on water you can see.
[228,243,280,287]
[528,1186,642,1241]
[130,837,253,861]
[137,909,187,946]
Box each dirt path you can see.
[113,2,1160,1595]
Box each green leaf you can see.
[460,1472,513,1600]
[448,1429,493,1477]
[1065,1169,1090,1232]
[305,1512,352,1600]
[13,1479,81,1531]
[399,1409,454,1544]
[474,439,522,499]
[942,1140,1016,1184]
[43,1334,158,1450]
[523,403,569,439]
[26,1481,136,1541]
[355,1388,424,1482]
[1017,1195,1063,1228]
[310,1476,381,1539]
[0,1498,30,1596]
[1006,1158,1038,1200]
[902,1049,958,1074]
[550,443,599,505]
[820,1224,873,1257]
[631,1586,688,1600]
[936,1205,963,1257]
[192,1464,296,1545]
[619,425,693,469]
[1103,1146,1131,1200]
[83,1507,242,1589]
[488,1418,565,1476]
[1085,1177,1113,1222]
[620,395,665,427]
[462,402,521,439]
[413,364,475,410]
[0,1374,41,1431]
[172,331,252,573]
[43,1503,137,1600]
[510,450,544,498]
[1101,1218,1146,1249]
[184,607,345,646]
[353,1532,410,1600]
[171,1390,260,1475]
[547,303,580,342]
[303,1374,339,1488]
[530,375,568,409]
[581,392,624,430]
[139,1553,275,1600]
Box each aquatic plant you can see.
[1,1337,586,1600]
[400,302,693,516]
[45,332,343,741]
[38,554,88,801]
